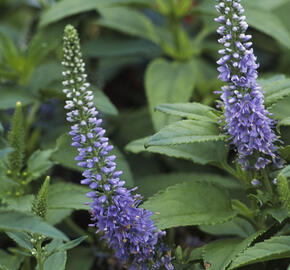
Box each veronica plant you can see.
[62,25,173,270]
[215,0,281,170]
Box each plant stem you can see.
[36,239,44,270]
[168,0,182,54]
[262,169,273,197]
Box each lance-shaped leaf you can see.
[229,236,290,269]
[0,209,68,240]
[145,58,195,130]
[145,120,226,147]
[142,181,236,230]
[155,103,219,122]
[126,136,228,165]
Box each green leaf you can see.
[281,146,290,162]
[243,2,290,49]
[269,95,290,120]
[142,181,236,230]
[93,89,118,116]
[51,134,80,172]
[40,0,153,27]
[97,6,161,44]
[6,232,33,250]
[145,58,195,130]
[47,182,90,210]
[48,236,87,256]
[199,217,255,238]
[6,195,34,212]
[279,117,290,126]
[0,148,13,159]
[44,244,67,270]
[136,173,242,199]
[244,0,290,10]
[0,209,68,240]
[46,209,73,225]
[0,250,23,270]
[126,136,229,165]
[145,120,226,147]
[26,149,54,182]
[204,230,265,270]
[229,236,290,269]
[155,103,218,122]
[260,76,290,107]
[276,174,290,211]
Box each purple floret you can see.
[215,0,280,169]
[62,25,173,269]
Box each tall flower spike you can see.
[62,25,173,270]
[215,0,281,170]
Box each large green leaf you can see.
[6,232,33,251]
[0,209,68,240]
[259,75,290,107]
[244,3,290,49]
[145,120,226,147]
[145,58,195,130]
[48,182,90,210]
[199,217,255,238]
[142,181,236,230]
[126,137,228,165]
[155,103,218,122]
[6,195,34,212]
[137,173,242,199]
[269,95,290,120]
[93,89,118,116]
[203,231,263,270]
[97,6,162,44]
[40,0,153,27]
[229,236,290,269]
[26,149,54,182]
[44,240,67,270]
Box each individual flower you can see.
[62,25,173,270]
[215,0,280,169]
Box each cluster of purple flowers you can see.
[62,25,173,270]
[215,0,280,169]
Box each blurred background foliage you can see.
[1,0,290,269]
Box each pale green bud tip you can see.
[16,101,22,107]
[64,24,78,41]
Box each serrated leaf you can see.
[155,103,218,122]
[6,195,34,212]
[199,217,255,238]
[260,76,290,106]
[26,149,54,182]
[6,232,33,250]
[281,146,290,162]
[44,249,67,270]
[46,209,73,225]
[279,117,290,126]
[137,173,242,199]
[47,182,90,210]
[142,182,236,230]
[229,236,290,269]
[269,95,290,120]
[145,120,226,147]
[0,209,68,240]
[126,137,229,165]
[145,58,195,130]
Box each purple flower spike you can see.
[215,0,281,169]
[62,25,173,269]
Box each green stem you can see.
[168,0,182,54]
[36,240,44,270]
[262,170,273,196]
